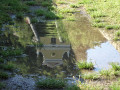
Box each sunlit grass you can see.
[76,61,94,70]
[82,73,100,80]
[36,78,66,89]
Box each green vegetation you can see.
[25,1,37,6]
[82,73,100,80]
[0,48,23,57]
[99,69,113,77]
[41,1,52,7]
[92,23,106,28]
[110,62,120,71]
[0,63,14,71]
[76,61,94,70]
[36,78,66,89]
[65,85,80,90]
[0,57,4,63]
[57,1,67,4]
[0,82,5,89]
[70,4,79,8]
[0,71,8,79]
[105,25,120,30]
[109,79,120,90]
[35,9,59,19]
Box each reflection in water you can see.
[87,41,120,70]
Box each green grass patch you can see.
[41,1,52,7]
[115,31,120,37]
[92,23,106,28]
[25,1,37,6]
[110,62,120,71]
[91,12,107,18]
[0,63,14,71]
[114,37,120,41]
[57,1,67,4]
[0,48,23,57]
[99,69,113,77]
[76,61,94,70]
[0,71,8,79]
[82,73,100,80]
[70,4,79,8]
[0,82,5,89]
[109,79,120,90]
[58,8,75,14]
[65,85,80,90]
[36,78,66,89]
[105,25,120,30]
[0,57,4,63]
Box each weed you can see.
[0,71,8,79]
[76,61,94,70]
[16,12,24,20]
[99,69,113,77]
[36,78,66,89]
[0,82,5,89]
[0,63,14,71]
[35,9,45,16]
[70,4,79,8]
[91,12,107,18]
[94,18,103,23]
[66,16,76,21]
[105,25,120,30]
[65,85,80,90]
[0,57,4,63]
[31,18,38,23]
[92,23,106,28]
[41,1,52,7]
[109,80,120,90]
[0,48,23,57]
[115,31,120,36]
[82,73,100,80]
[58,8,75,14]
[57,1,67,4]
[110,62,120,71]
[25,1,37,6]
[114,37,120,41]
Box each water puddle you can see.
[1,12,120,83]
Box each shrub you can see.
[70,4,79,8]
[105,25,120,30]
[92,23,106,28]
[0,63,14,71]
[99,69,113,77]
[76,61,94,70]
[65,85,80,90]
[0,57,4,63]
[36,78,66,89]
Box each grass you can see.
[70,4,79,8]
[0,63,14,71]
[35,9,59,19]
[57,1,67,4]
[0,48,23,57]
[41,1,52,7]
[105,25,120,30]
[0,71,8,79]
[36,78,66,89]
[110,62,120,71]
[99,69,113,77]
[0,57,4,63]
[0,82,5,89]
[76,61,94,70]
[66,16,76,21]
[82,73,100,80]
[109,79,120,90]
[115,31,120,37]
[65,85,80,90]
[92,23,106,28]
[58,8,75,14]
[25,1,37,6]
